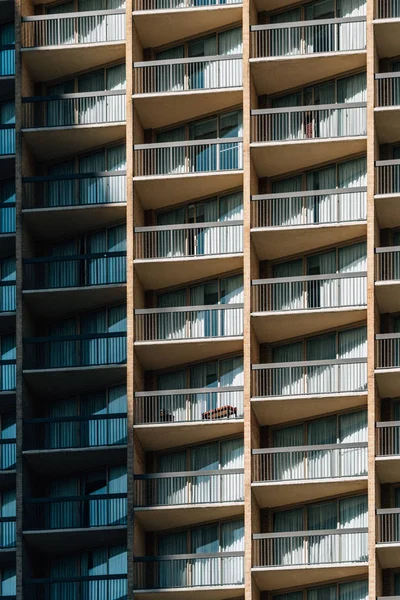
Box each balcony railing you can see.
[251,103,367,142]
[134,468,244,506]
[134,54,242,94]
[21,9,126,48]
[377,508,400,543]
[22,91,126,129]
[134,0,241,10]
[133,552,244,589]
[23,332,127,370]
[0,438,16,470]
[22,171,126,209]
[25,576,127,600]
[0,125,15,156]
[0,517,15,548]
[376,0,400,18]
[376,73,400,107]
[0,44,15,77]
[252,272,366,312]
[24,413,127,451]
[376,247,400,281]
[0,360,16,392]
[24,493,127,530]
[376,421,400,456]
[251,17,366,58]
[23,252,126,290]
[135,221,243,259]
[0,281,15,312]
[134,138,243,177]
[252,358,367,397]
[135,304,243,341]
[376,334,400,368]
[253,528,368,567]
[134,386,244,424]
[252,187,367,228]
[0,202,15,234]
[252,442,368,482]
[376,160,400,195]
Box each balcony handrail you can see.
[252,102,367,116]
[0,44,15,51]
[24,331,127,344]
[0,516,15,522]
[377,420,400,427]
[23,251,126,264]
[376,159,400,167]
[135,303,243,315]
[0,280,16,286]
[135,551,244,561]
[252,442,368,454]
[0,438,16,444]
[252,186,367,201]
[135,385,243,397]
[25,492,126,504]
[0,124,15,129]
[24,412,126,424]
[22,89,126,103]
[253,527,368,540]
[135,220,243,233]
[135,468,244,479]
[134,53,242,68]
[22,8,126,21]
[22,171,126,184]
[376,333,400,340]
[251,15,366,31]
[252,271,366,285]
[134,137,242,150]
[377,508,400,515]
[253,357,366,369]
[26,575,127,584]
[375,72,400,80]
[376,246,400,254]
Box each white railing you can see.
[21,9,126,48]
[134,54,242,94]
[134,0,241,10]
[376,160,400,195]
[377,0,400,18]
[252,187,367,228]
[251,103,367,142]
[251,17,366,58]
[135,221,243,259]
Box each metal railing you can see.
[22,171,126,209]
[252,358,367,397]
[21,9,126,48]
[252,442,368,482]
[0,360,16,392]
[24,413,127,451]
[134,386,244,424]
[251,17,366,58]
[251,103,367,142]
[376,334,400,368]
[0,44,15,77]
[0,438,16,470]
[251,187,367,228]
[25,576,127,600]
[376,73,400,107]
[376,159,400,195]
[253,528,368,567]
[22,91,126,128]
[24,493,127,530]
[376,421,400,456]
[135,304,243,341]
[135,221,243,259]
[0,517,16,548]
[0,202,15,234]
[252,272,366,312]
[134,468,244,506]
[376,247,400,281]
[0,125,15,156]
[23,252,126,290]
[134,138,243,177]
[133,552,244,589]
[0,281,15,312]
[134,0,241,11]
[134,54,242,94]
[23,332,127,370]
[377,509,400,543]
[376,0,400,18]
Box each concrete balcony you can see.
[0,439,15,474]
[25,576,127,600]
[134,468,244,530]
[251,187,367,260]
[135,221,243,289]
[375,73,400,143]
[252,359,367,425]
[374,0,400,58]
[21,10,126,80]
[377,509,400,567]
[134,54,243,128]
[0,282,15,334]
[133,138,243,208]
[376,421,400,483]
[134,386,244,450]
[375,247,400,313]
[21,171,126,240]
[250,104,367,177]
[375,160,400,228]
[252,443,368,508]
[252,273,367,343]
[0,125,15,159]
[375,334,400,397]
[21,91,126,161]
[252,529,368,589]
[0,516,15,566]
[22,252,126,318]
[250,18,366,95]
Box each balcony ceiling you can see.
[376,544,400,569]
[135,503,244,531]
[24,526,127,554]
[375,108,400,144]
[23,445,128,476]
[376,282,400,313]
[375,369,400,398]
[252,564,368,591]
[374,20,400,58]
[376,457,400,484]
[134,585,244,600]
[375,195,400,229]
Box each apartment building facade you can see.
[0,0,396,596]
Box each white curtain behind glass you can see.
[337,72,367,136]
[339,410,367,476]
[338,241,367,306]
[219,27,243,88]
[338,156,367,221]
[337,0,366,50]
[338,326,367,391]
[339,495,368,562]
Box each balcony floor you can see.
[134,172,243,209]
[134,88,243,130]
[23,525,127,554]
[251,51,366,96]
[251,139,367,178]
[376,544,400,569]
[252,476,368,509]
[375,369,400,398]
[134,584,244,600]
[374,19,400,58]
[251,391,367,426]
[251,564,368,591]
[376,456,400,484]
[22,124,126,162]
[375,108,400,144]
[252,308,366,344]
[134,418,244,451]
[135,254,243,291]
[23,445,127,476]
[23,284,127,319]
[22,42,126,81]
[251,222,366,261]
[376,282,400,313]
[375,194,400,228]
[135,502,244,531]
